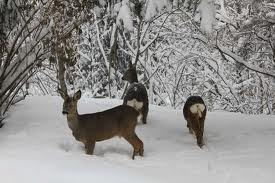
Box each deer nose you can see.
[62,111,68,115]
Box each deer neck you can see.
[130,74,138,84]
[66,104,79,132]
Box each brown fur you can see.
[122,66,149,124]
[59,90,144,159]
[183,96,207,148]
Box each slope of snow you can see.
[1,96,275,183]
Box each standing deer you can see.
[122,63,149,124]
[59,89,144,159]
[183,96,207,148]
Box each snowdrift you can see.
[1,96,275,183]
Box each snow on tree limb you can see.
[217,44,275,78]
[93,12,109,70]
[116,0,134,31]
[0,0,53,117]
[145,0,172,21]
[197,0,216,35]
[140,7,180,54]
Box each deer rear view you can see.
[122,64,149,124]
[183,96,207,148]
[59,89,144,159]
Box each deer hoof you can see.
[85,151,93,155]
[132,149,143,160]
[139,148,144,157]
[85,148,94,155]
[132,151,136,160]
[197,142,204,149]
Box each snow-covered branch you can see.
[217,45,275,78]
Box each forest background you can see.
[0,0,274,125]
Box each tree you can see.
[6,0,272,116]
[0,0,52,124]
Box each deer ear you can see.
[129,61,133,68]
[58,88,67,99]
[74,90,81,100]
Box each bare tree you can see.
[0,0,52,124]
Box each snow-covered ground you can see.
[1,96,275,183]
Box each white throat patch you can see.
[127,99,143,111]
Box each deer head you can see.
[122,62,138,83]
[58,89,81,115]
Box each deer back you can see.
[75,105,139,142]
[123,83,148,103]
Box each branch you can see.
[118,29,136,55]
[216,44,275,78]
[94,12,109,70]
[140,8,179,54]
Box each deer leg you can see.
[187,120,193,134]
[142,106,148,124]
[123,133,144,160]
[199,120,205,147]
[201,118,205,135]
[195,132,204,148]
[84,141,95,155]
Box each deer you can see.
[183,96,207,148]
[58,89,144,159]
[122,62,149,124]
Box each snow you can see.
[0,0,4,8]
[116,0,133,31]
[93,6,101,17]
[197,0,216,34]
[266,11,275,20]
[1,96,275,183]
[145,0,171,21]
[217,45,275,78]
[98,0,106,7]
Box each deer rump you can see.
[123,83,149,123]
[183,96,207,148]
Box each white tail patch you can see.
[127,99,143,111]
[190,104,205,117]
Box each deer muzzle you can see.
[62,110,69,115]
